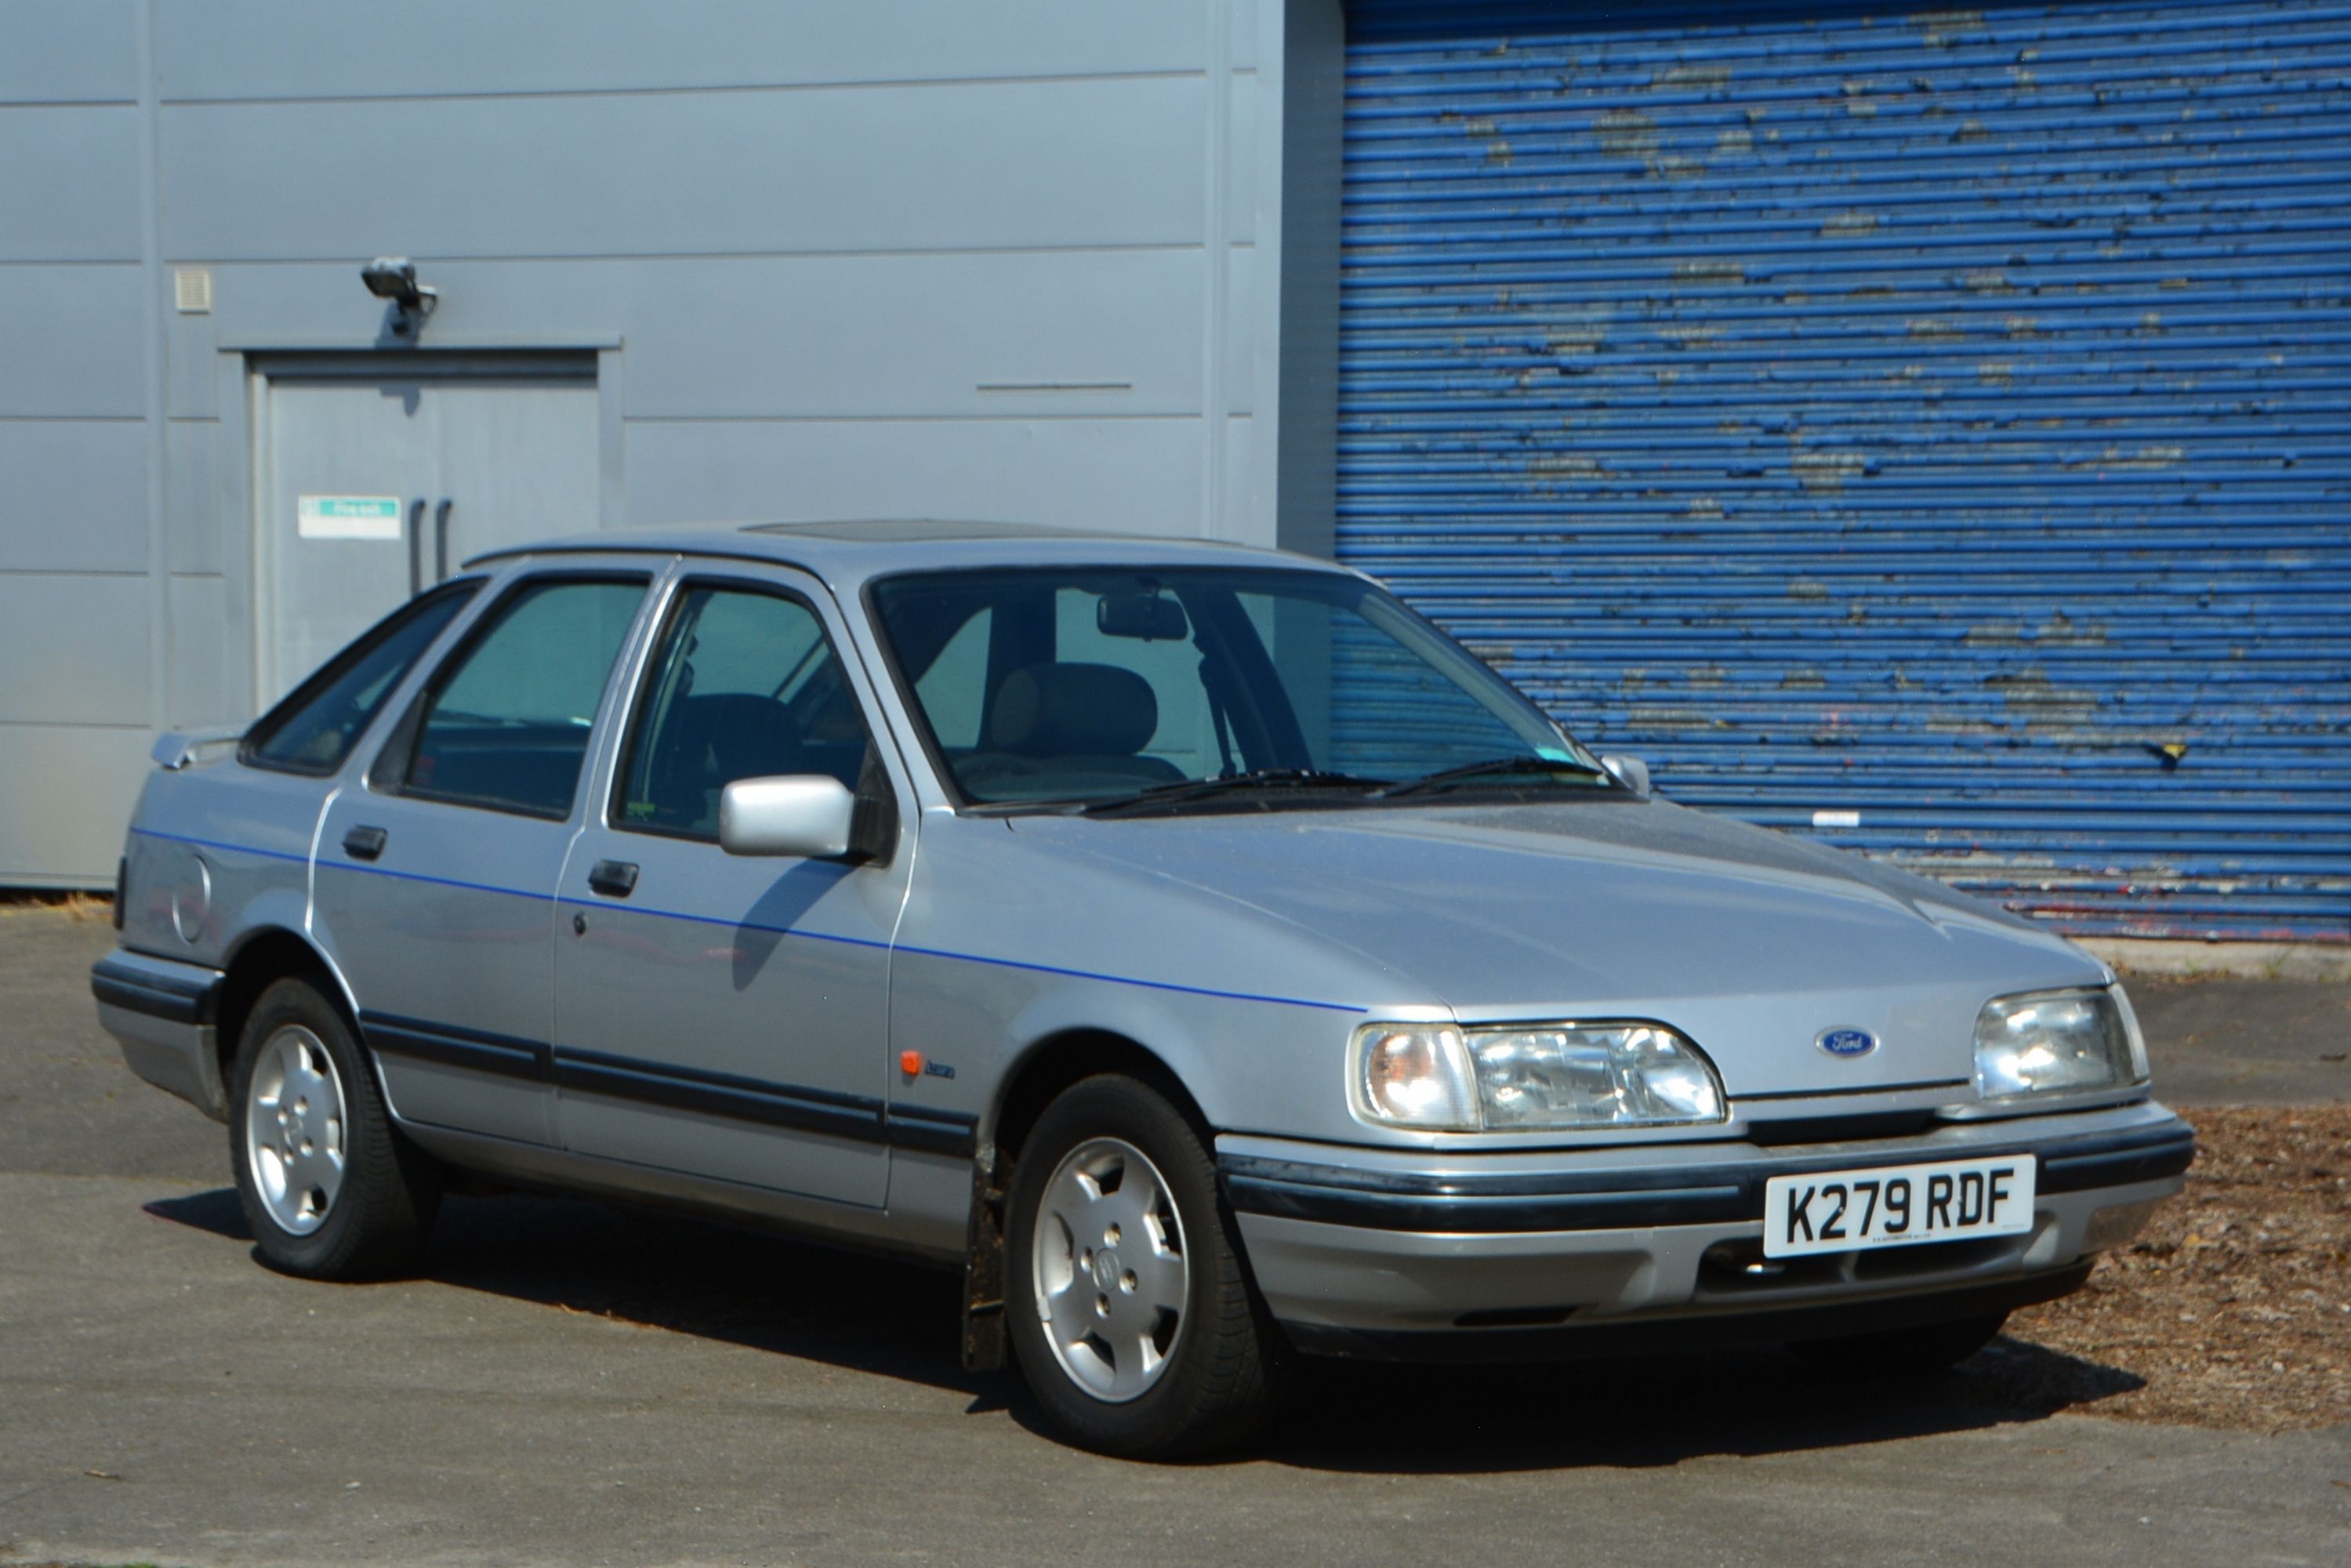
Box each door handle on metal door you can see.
[434,499,452,582]
[342,826,388,862]
[405,500,426,596]
[586,859,639,898]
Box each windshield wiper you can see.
[1371,755,1611,800]
[1079,767,1388,818]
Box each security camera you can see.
[360,257,437,318]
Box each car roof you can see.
[464,519,1355,590]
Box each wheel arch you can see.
[984,1025,1214,1170]
[959,1023,1217,1377]
[213,925,366,1094]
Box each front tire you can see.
[229,978,438,1279]
[1005,1075,1283,1457]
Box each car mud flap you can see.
[961,1143,1007,1373]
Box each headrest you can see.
[991,663,1158,757]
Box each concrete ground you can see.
[3,903,2346,1566]
[2121,975,2350,1107]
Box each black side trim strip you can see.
[1281,1264,2095,1364]
[362,1011,552,1083]
[364,1018,974,1155]
[552,1048,885,1143]
[1221,1119,2195,1233]
[883,1104,981,1158]
[91,956,218,1025]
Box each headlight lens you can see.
[1351,1021,1725,1131]
[1972,986,2145,1102]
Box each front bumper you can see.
[1219,1101,2191,1359]
[92,949,227,1120]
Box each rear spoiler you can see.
[151,726,246,771]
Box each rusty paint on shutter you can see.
[1338,0,2351,942]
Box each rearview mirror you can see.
[718,775,857,858]
[1601,754,1651,797]
[1096,593,1188,641]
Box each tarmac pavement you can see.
[3,903,2347,1566]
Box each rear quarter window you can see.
[241,580,481,775]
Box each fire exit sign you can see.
[297,495,403,540]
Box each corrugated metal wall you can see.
[1336,0,2351,942]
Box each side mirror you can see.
[1600,754,1651,797]
[718,775,857,858]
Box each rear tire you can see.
[228,978,438,1279]
[1790,1309,2008,1375]
[1004,1074,1284,1457]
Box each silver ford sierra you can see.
[93,521,2193,1456]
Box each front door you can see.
[552,568,916,1207]
[317,570,655,1146]
[257,353,600,704]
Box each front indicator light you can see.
[1351,1025,1478,1130]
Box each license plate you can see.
[1761,1155,2036,1259]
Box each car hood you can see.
[1007,798,2106,1097]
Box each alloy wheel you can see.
[244,1024,348,1235]
[1029,1136,1190,1402]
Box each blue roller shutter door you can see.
[1338,0,2350,941]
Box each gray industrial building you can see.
[5,0,2344,944]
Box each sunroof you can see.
[742,519,1078,542]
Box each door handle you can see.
[433,498,452,583]
[586,859,639,898]
[405,499,426,596]
[342,826,388,862]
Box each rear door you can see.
[317,566,656,1145]
[550,566,917,1207]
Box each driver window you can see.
[615,586,872,840]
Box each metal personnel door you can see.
[257,352,601,705]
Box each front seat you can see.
[979,662,1183,789]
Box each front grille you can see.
[1743,1109,1940,1146]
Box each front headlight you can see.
[1351,1020,1725,1132]
[1972,986,2146,1103]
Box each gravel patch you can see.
[1986,1105,2351,1432]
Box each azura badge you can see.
[1816,1028,1878,1059]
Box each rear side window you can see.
[242,581,481,775]
[398,577,647,819]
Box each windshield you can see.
[867,566,1609,810]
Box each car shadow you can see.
[1258,1338,2142,1473]
[141,1187,2143,1470]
